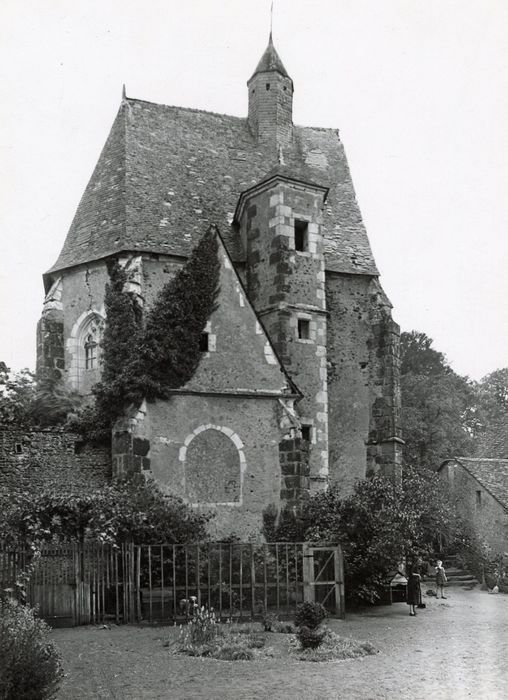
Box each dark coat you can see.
[406,573,422,605]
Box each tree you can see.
[0,363,37,427]
[400,331,475,469]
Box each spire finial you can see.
[269,1,274,41]
[122,84,127,101]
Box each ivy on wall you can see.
[130,226,220,402]
[73,227,220,438]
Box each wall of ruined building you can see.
[113,395,285,540]
[326,272,402,494]
[441,461,508,555]
[0,428,110,496]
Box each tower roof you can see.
[249,33,290,82]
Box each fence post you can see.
[335,544,345,619]
[302,543,315,603]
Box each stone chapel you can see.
[37,36,403,536]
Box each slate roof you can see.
[450,457,508,511]
[46,97,379,280]
[249,33,290,80]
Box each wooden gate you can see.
[302,544,345,618]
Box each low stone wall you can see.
[0,428,111,495]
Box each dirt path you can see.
[51,588,508,699]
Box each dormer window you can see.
[294,220,309,252]
[84,334,98,369]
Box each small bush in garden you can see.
[295,601,327,630]
[0,597,64,700]
[262,611,279,632]
[291,629,378,662]
[184,606,220,646]
[296,625,326,649]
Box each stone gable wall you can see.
[441,461,508,555]
[0,429,110,496]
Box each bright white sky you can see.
[0,0,507,380]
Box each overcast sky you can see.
[0,0,506,380]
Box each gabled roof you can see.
[45,97,379,281]
[182,225,301,399]
[249,33,290,81]
[441,457,508,511]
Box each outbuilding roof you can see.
[46,97,379,281]
[442,457,508,511]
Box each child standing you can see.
[435,560,447,598]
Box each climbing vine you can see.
[130,226,220,401]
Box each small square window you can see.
[199,332,209,352]
[301,425,312,443]
[294,220,309,252]
[476,490,482,506]
[266,83,270,91]
[297,319,310,340]
[15,443,23,454]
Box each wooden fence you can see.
[0,542,344,626]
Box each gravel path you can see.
[51,588,508,699]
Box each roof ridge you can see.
[125,97,246,122]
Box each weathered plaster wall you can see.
[441,461,508,555]
[123,395,284,539]
[326,272,402,493]
[0,429,110,495]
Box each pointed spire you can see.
[122,84,127,101]
[250,33,289,80]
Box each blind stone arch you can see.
[179,425,246,506]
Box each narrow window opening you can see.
[297,319,310,340]
[84,334,98,370]
[301,425,312,443]
[199,332,209,352]
[266,83,270,91]
[294,220,309,252]
[15,443,23,454]
[476,490,482,506]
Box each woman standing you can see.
[406,565,422,616]
[435,560,447,598]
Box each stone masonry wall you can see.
[0,429,110,496]
[326,272,402,493]
[113,394,285,540]
[441,461,508,555]
[279,437,310,505]
[241,180,329,489]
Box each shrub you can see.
[185,607,220,646]
[0,597,63,700]
[295,601,327,630]
[296,625,325,649]
[292,629,378,662]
